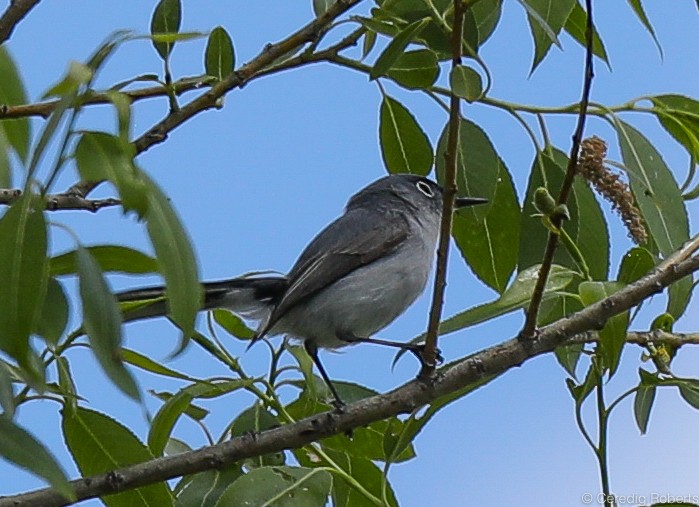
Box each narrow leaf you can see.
[0,193,48,364]
[634,384,656,434]
[370,18,430,80]
[51,245,158,276]
[75,131,148,216]
[144,176,201,339]
[579,281,628,376]
[0,47,30,162]
[205,26,235,81]
[63,407,173,506]
[518,0,575,72]
[436,265,576,336]
[625,0,662,56]
[563,1,610,66]
[77,247,140,400]
[651,94,699,161]
[122,348,198,382]
[379,96,433,176]
[36,278,69,345]
[614,120,691,318]
[0,418,72,500]
[151,0,182,60]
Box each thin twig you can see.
[5,234,699,507]
[420,0,467,377]
[0,188,120,212]
[520,0,596,338]
[0,0,40,45]
[0,76,210,120]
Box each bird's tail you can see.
[116,276,288,324]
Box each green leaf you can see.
[370,17,430,80]
[286,389,415,463]
[678,379,699,410]
[150,391,208,421]
[435,119,517,292]
[0,193,48,364]
[563,1,610,66]
[519,0,575,72]
[50,245,158,276]
[122,348,198,382]
[151,0,182,60]
[213,309,255,340]
[614,120,691,318]
[144,175,201,339]
[617,246,655,284]
[519,149,609,280]
[205,26,235,81]
[176,466,243,507]
[36,278,69,345]
[215,466,331,507]
[566,359,600,405]
[75,131,148,215]
[77,247,140,401]
[651,94,699,161]
[386,49,439,89]
[634,383,656,434]
[539,292,583,327]
[63,406,173,507]
[450,65,483,102]
[105,90,133,140]
[56,357,78,413]
[472,0,503,45]
[436,264,576,336]
[298,447,396,507]
[148,390,196,456]
[379,96,433,176]
[579,281,628,376]
[0,418,72,500]
[624,0,662,56]
[362,30,377,60]
[0,47,30,162]
[554,343,583,378]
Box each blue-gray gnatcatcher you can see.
[118,174,487,405]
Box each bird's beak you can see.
[454,196,489,208]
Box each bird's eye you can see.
[416,181,434,198]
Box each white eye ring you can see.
[416,181,434,197]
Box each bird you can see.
[117,174,487,406]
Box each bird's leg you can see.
[337,331,443,368]
[303,340,345,409]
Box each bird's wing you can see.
[257,209,409,337]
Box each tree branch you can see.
[0,188,120,211]
[520,0,596,337]
[0,0,40,45]
[422,0,466,375]
[6,233,699,507]
[0,76,211,120]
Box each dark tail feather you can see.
[116,276,287,324]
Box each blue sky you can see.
[2,1,699,505]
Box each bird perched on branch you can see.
[117,174,487,406]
